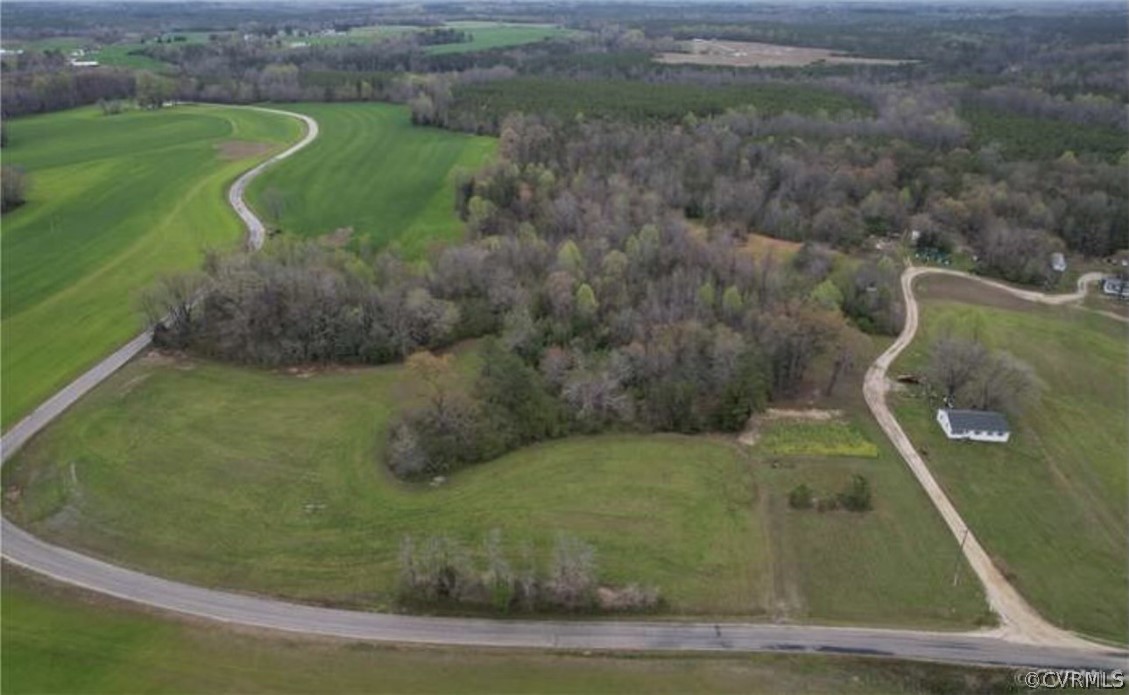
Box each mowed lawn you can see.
[4,340,987,628]
[1,104,301,427]
[3,352,768,615]
[2,572,1013,695]
[247,103,495,255]
[892,278,1128,643]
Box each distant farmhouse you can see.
[936,408,1011,443]
[1102,276,1129,299]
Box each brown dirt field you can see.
[743,233,802,259]
[216,140,274,160]
[914,274,1036,312]
[655,40,912,68]
[320,226,355,248]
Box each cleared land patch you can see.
[247,103,495,255]
[891,277,1128,643]
[0,104,301,427]
[749,412,879,459]
[655,39,912,68]
[3,342,986,628]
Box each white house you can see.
[1102,276,1129,299]
[1050,252,1066,273]
[936,408,1011,443]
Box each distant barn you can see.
[936,409,1011,443]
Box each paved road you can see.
[4,521,1125,669]
[226,106,319,250]
[2,119,1125,670]
[863,266,1116,651]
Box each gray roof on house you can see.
[944,409,1010,434]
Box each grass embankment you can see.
[4,337,986,627]
[1,104,302,427]
[247,103,495,255]
[891,276,1128,643]
[2,571,1017,695]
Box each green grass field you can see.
[1,33,214,70]
[3,339,986,627]
[247,103,495,255]
[1,104,302,427]
[426,22,579,55]
[2,571,1015,695]
[303,21,576,54]
[891,277,1128,643]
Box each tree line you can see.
[399,530,660,613]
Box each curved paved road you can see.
[864,267,1116,651]
[227,106,319,250]
[2,116,1125,670]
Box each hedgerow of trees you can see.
[399,530,660,613]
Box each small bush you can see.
[838,474,873,512]
[788,483,814,509]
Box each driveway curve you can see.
[864,266,1117,651]
[2,123,1125,670]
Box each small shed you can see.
[936,409,1011,443]
[1050,252,1066,273]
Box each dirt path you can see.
[863,266,1111,649]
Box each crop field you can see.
[0,104,302,427]
[891,277,1128,643]
[2,571,1014,695]
[303,21,576,54]
[247,103,495,255]
[4,340,985,627]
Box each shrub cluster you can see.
[398,530,660,613]
[787,475,872,512]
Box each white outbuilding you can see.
[936,408,1011,443]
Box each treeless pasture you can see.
[655,40,912,69]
